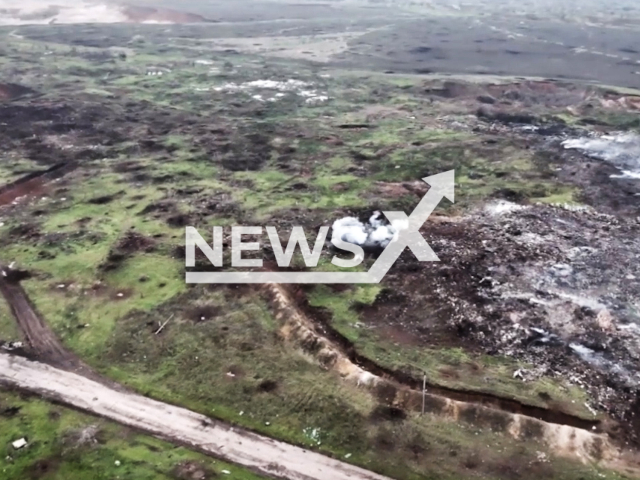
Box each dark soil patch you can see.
[100,232,155,271]
[87,192,124,205]
[477,106,538,125]
[257,379,279,393]
[172,461,216,480]
[7,223,41,241]
[0,405,21,417]
[187,304,222,323]
[214,132,273,172]
[0,83,37,102]
[140,201,176,216]
[369,405,407,423]
[27,458,61,480]
[116,231,156,254]
[167,213,192,228]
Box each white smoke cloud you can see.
[330,211,407,250]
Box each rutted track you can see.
[0,166,396,480]
[0,270,74,366]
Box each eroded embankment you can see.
[262,284,618,464]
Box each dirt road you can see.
[0,274,71,366]
[0,353,391,480]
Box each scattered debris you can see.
[155,314,174,335]
[212,79,329,104]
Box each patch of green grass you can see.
[0,158,41,184]
[0,297,19,343]
[0,34,625,480]
[0,391,267,480]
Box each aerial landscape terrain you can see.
[0,0,640,479]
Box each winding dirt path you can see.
[0,353,391,480]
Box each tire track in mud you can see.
[0,270,73,366]
[0,163,119,386]
[0,164,94,375]
[262,283,626,466]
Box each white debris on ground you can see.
[484,200,527,216]
[2,341,23,351]
[569,343,640,387]
[212,79,330,105]
[11,438,27,449]
[563,134,640,179]
[146,66,171,77]
[303,427,322,446]
[331,211,408,250]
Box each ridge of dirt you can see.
[0,82,37,102]
[262,284,633,469]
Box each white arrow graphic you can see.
[186,170,455,284]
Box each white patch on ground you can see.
[555,292,607,312]
[484,200,527,216]
[563,134,640,179]
[213,79,329,105]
